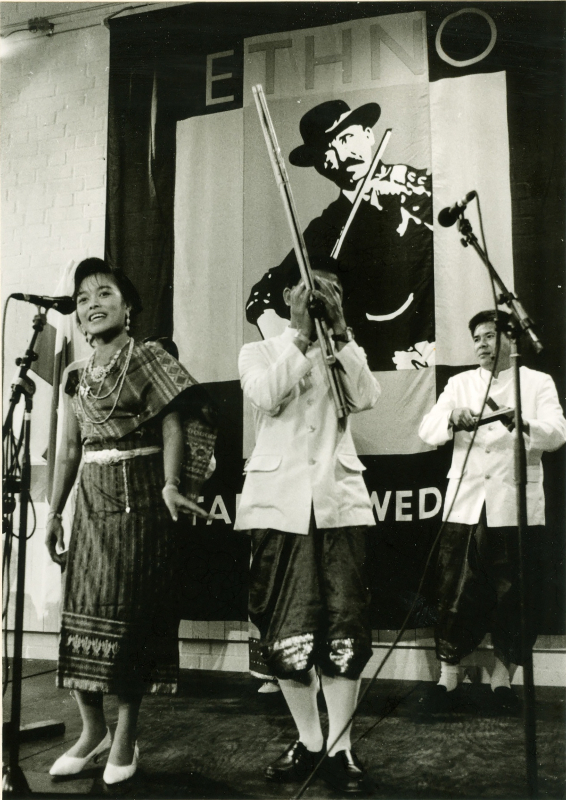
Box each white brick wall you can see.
[1,21,109,436]
[1,10,118,648]
[1,26,109,274]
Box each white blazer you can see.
[234,326,381,535]
[418,366,566,526]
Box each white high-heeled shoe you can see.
[49,728,112,776]
[103,742,139,785]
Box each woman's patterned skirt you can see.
[57,451,180,695]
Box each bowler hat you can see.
[289,100,381,168]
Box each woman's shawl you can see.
[66,340,217,499]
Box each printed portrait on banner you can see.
[243,14,435,372]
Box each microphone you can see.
[12,293,75,315]
[437,191,477,228]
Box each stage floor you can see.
[3,660,565,799]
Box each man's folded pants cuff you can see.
[262,633,372,682]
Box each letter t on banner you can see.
[248,40,292,94]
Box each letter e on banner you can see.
[206,51,235,106]
[396,491,413,521]
[419,487,442,519]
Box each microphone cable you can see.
[2,294,16,697]
[2,295,14,397]
[469,193,498,313]
[294,291,503,800]
[2,296,39,697]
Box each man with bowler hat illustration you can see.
[246,99,434,372]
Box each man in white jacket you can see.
[235,261,380,794]
[419,309,566,707]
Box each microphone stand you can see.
[2,310,65,795]
[457,214,541,798]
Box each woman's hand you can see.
[162,485,212,523]
[45,516,65,566]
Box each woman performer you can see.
[46,258,216,785]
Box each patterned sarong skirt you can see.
[57,450,180,695]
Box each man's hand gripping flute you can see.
[252,84,350,423]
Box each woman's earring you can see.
[79,325,92,345]
[125,309,131,332]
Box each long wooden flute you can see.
[252,84,349,422]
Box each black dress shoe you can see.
[422,683,460,714]
[491,686,520,714]
[319,749,374,795]
[265,740,322,783]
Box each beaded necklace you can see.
[86,342,126,386]
[77,337,134,425]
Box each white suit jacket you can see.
[234,326,381,535]
[418,366,566,526]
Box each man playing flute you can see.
[235,259,380,794]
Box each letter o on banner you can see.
[435,8,497,67]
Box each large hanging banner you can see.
[165,5,563,626]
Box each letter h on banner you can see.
[305,30,352,89]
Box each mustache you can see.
[343,156,365,170]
